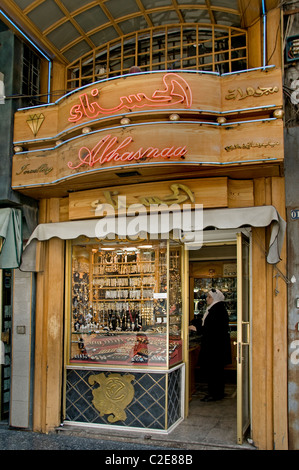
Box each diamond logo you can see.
[26,113,45,136]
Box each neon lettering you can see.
[68,73,192,123]
[67,134,187,169]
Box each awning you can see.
[20,205,286,271]
[0,208,22,269]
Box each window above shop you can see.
[66,24,247,89]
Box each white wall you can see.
[10,270,33,428]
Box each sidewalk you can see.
[0,424,173,451]
[0,382,256,451]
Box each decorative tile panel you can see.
[65,368,182,430]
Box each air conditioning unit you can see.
[286,35,299,62]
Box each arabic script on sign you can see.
[225,86,279,101]
[68,73,193,123]
[91,183,195,210]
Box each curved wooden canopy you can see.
[0,0,248,64]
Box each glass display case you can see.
[68,238,183,368]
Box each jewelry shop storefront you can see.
[12,69,288,448]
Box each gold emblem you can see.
[26,113,45,136]
[88,372,135,423]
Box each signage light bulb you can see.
[169,113,180,121]
[120,117,131,125]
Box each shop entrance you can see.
[187,232,250,446]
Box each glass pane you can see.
[47,21,81,50]
[74,6,109,33]
[27,0,65,31]
[69,238,182,368]
[241,235,250,432]
[168,241,183,366]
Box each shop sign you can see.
[68,73,192,123]
[67,134,187,169]
[13,68,283,143]
[91,183,195,210]
[224,85,279,101]
[68,178,229,220]
[12,120,284,191]
[15,163,53,175]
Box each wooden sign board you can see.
[67,177,254,221]
[12,120,283,190]
[68,177,227,220]
[13,69,283,144]
[221,67,283,111]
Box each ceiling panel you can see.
[74,6,109,33]
[27,0,65,32]
[59,0,93,13]
[89,26,119,46]
[105,0,141,17]
[119,16,149,35]
[12,0,36,8]
[0,0,243,64]
[63,39,92,62]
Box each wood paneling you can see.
[12,120,284,193]
[33,199,65,433]
[251,176,288,450]
[13,70,283,144]
[228,179,254,207]
[271,176,288,450]
[68,177,229,220]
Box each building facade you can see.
[0,0,296,450]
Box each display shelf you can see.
[193,276,237,323]
[69,239,182,368]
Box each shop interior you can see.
[187,243,238,445]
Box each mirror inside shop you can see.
[69,238,182,367]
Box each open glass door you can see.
[236,232,250,444]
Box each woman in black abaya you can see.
[199,288,232,402]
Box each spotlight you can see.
[169,113,180,121]
[120,117,131,125]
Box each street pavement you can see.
[0,425,172,451]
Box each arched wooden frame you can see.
[66,23,247,90]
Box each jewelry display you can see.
[70,241,182,366]
[193,276,237,322]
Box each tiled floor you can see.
[160,380,240,449]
